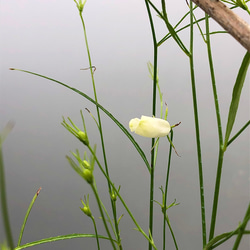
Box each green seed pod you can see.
[78,131,89,145]
[80,206,92,217]
[82,160,91,169]
[83,169,93,184]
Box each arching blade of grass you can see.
[223,51,250,150]
[14,234,117,250]
[9,68,151,172]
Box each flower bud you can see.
[111,193,117,201]
[75,0,87,12]
[78,131,89,145]
[129,115,171,138]
[80,195,92,217]
[82,160,90,169]
[83,169,93,184]
[80,206,92,217]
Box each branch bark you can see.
[191,0,250,52]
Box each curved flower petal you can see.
[129,118,140,132]
[129,115,171,138]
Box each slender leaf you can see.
[227,120,250,146]
[17,187,42,246]
[14,234,117,250]
[9,68,151,172]
[223,52,250,150]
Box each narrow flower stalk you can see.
[75,2,121,245]
[189,1,207,246]
[80,195,100,250]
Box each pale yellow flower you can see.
[129,115,171,138]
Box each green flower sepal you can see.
[154,186,179,215]
[62,110,89,146]
[66,146,96,184]
[110,185,121,202]
[80,194,92,217]
[73,0,87,13]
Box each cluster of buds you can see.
[62,111,97,218]
[67,147,96,184]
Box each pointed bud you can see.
[80,195,92,217]
[80,206,92,217]
[82,160,90,169]
[78,131,89,145]
[83,169,93,184]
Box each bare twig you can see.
[191,0,250,52]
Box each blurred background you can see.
[1,0,249,249]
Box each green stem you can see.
[205,12,225,242]
[205,13,224,154]
[90,183,116,249]
[189,1,207,246]
[97,193,122,249]
[232,202,250,249]
[79,11,110,193]
[79,11,121,246]
[90,215,100,250]
[87,145,157,249]
[149,144,155,250]
[163,132,178,250]
[160,0,190,56]
[165,214,178,250]
[209,148,225,240]
[0,141,14,249]
[145,2,158,249]
[112,200,122,249]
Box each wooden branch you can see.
[191,0,250,52]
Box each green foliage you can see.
[224,52,250,150]
[2,0,249,249]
